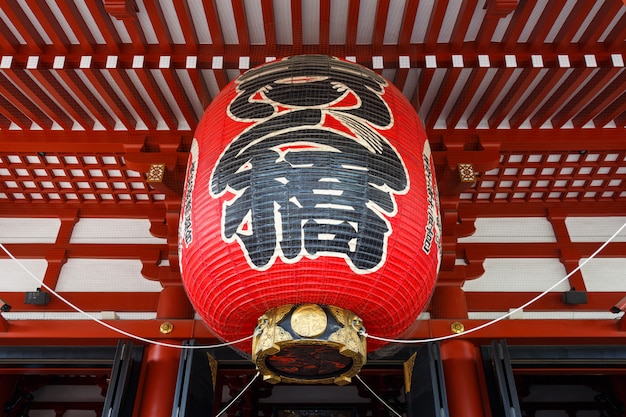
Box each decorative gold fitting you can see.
[147,163,166,182]
[252,304,367,385]
[159,321,174,334]
[450,321,465,334]
[457,163,476,183]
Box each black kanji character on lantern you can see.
[210,56,409,273]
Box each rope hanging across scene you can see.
[362,220,626,345]
[0,242,252,351]
[2,220,624,350]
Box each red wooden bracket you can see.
[484,0,518,17]
[104,0,138,20]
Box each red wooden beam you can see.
[579,0,623,50]
[0,72,53,129]
[143,0,172,52]
[605,13,626,51]
[500,0,537,50]
[86,0,122,52]
[121,17,148,54]
[0,202,167,219]
[0,1,44,53]
[2,318,626,346]
[0,111,11,129]
[176,2,199,49]
[487,68,534,128]
[613,107,626,128]
[527,0,566,51]
[0,318,199,345]
[465,292,626,313]
[260,0,276,55]
[397,0,419,51]
[160,68,198,129]
[571,70,626,128]
[55,1,96,53]
[53,69,117,130]
[27,1,70,54]
[203,1,225,53]
[133,69,178,130]
[529,68,590,128]
[1,127,622,155]
[449,0,479,51]
[423,0,448,52]
[346,0,360,49]
[590,89,626,128]
[0,11,19,53]
[426,67,463,129]
[372,0,390,47]
[459,242,626,262]
[319,0,330,49]
[0,93,34,129]
[418,66,436,105]
[212,69,230,92]
[467,67,516,129]
[80,67,136,129]
[290,0,303,52]
[106,68,158,130]
[552,1,596,51]
[549,212,586,292]
[446,66,489,129]
[508,67,569,128]
[475,14,502,50]
[1,69,74,129]
[187,68,211,111]
[458,200,626,218]
[393,67,409,93]
[232,0,250,53]
[104,0,138,19]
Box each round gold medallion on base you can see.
[252,304,366,385]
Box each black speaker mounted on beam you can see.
[24,288,50,305]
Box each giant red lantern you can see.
[179,55,441,384]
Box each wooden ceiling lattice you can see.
[463,150,626,203]
[0,152,166,203]
[0,1,623,133]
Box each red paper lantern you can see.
[179,55,441,383]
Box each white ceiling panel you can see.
[566,217,626,242]
[69,218,166,244]
[356,0,377,44]
[273,0,293,44]
[244,0,266,45]
[329,0,349,44]
[302,0,320,45]
[56,259,163,292]
[0,259,47,291]
[463,258,570,292]
[580,258,626,291]
[458,217,557,243]
[0,218,61,243]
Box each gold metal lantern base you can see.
[252,304,367,385]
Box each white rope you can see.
[4,221,625,349]
[355,375,403,417]
[364,221,626,345]
[215,372,260,417]
[0,242,253,350]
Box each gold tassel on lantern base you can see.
[252,304,367,385]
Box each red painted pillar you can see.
[136,343,182,417]
[429,284,469,319]
[136,285,194,417]
[440,340,487,417]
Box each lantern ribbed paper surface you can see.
[179,55,441,352]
